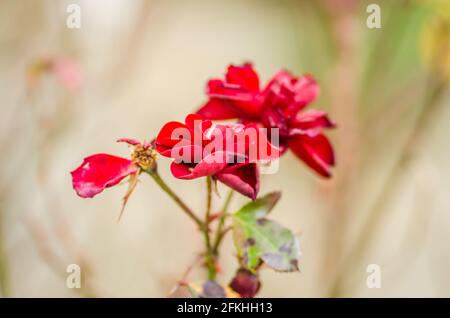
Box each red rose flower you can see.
[155,114,279,200]
[197,63,335,178]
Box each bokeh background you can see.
[0,0,449,297]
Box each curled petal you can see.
[288,134,335,178]
[207,79,255,102]
[143,140,152,150]
[188,151,229,177]
[289,110,336,135]
[216,163,260,200]
[116,138,141,146]
[170,152,230,180]
[71,154,138,198]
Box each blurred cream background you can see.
[0,0,449,297]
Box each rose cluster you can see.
[71,63,335,201]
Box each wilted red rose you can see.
[197,63,335,177]
[155,114,279,200]
[71,153,138,199]
[71,139,157,217]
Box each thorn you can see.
[212,178,221,198]
[117,170,140,222]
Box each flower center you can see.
[132,144,157,171]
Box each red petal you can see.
[207,79,262,118]
[240,124,281,161]
[156,115,213,159]
[263,72,319,116]
[289,110,335,135]
[191,152,230,177]
[196,64,267,120]
[71,154,137,198]
[263,69,292,92]
[208,123,280,162]
[168,144,204,163]
[261,69,293,104]
[170,152,229,180]
[225,63,260,92]
[196,99,240,120]
[292,75,319,107]
[216,163,260,200]
[185,113,212,135]
[170,162,197,180]
[288,134,335,178]
[281,75,320,117]
[155,121,190,157]
[207,79,255,102]
[260,108,290,137]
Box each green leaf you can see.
[236,191,281,219]
[232,192,301,272]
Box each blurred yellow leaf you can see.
[419,1,450,81]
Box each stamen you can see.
[132,144,157,171]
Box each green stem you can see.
[147,170,203,229]
[206,177,212,225]
[212,190,234,254]
[147,170,229,281]
[204,177,216,280]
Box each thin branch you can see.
[167,253,203,296]
[147,170,203,229]
[212,190,234,254]
[203,177,216,280]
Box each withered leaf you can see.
[200,280,226,298]
[232,192,301,272]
